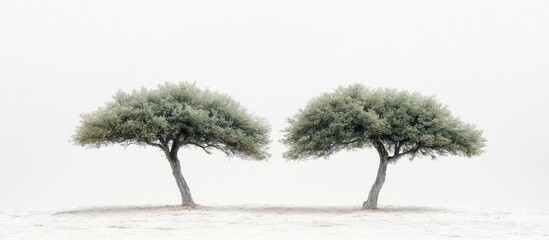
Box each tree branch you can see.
[373,140,389,161]
[187,141,213,154]
[387,144,422,163]
[393,141,401,157]
[145,140,165,150]
[157,134,166,146]
[170,139,181,159]
[205,143,234,156]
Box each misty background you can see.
[1,0,548,211]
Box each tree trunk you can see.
[166,155,196,207]
[363,160,388,209]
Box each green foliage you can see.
[74,82,270,160]
[282,84,486,160]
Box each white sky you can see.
[1,0,548,211]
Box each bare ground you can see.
[2,205,548,239]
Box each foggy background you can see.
[1,0,548,211]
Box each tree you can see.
[73,82,270,207]
[282,84,486,209]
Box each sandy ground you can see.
[1,205,548,240]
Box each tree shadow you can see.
[366,205,446,213]
[55,205,191,215]
[56,204,444,215]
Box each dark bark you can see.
[164,144,196,207]
[363,140,389,209]
[362,160,388,209]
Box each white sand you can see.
[1,205,548,240]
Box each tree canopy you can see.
[283,84,486,162]
[73,82,271,206]
[282,84,486,209]
[74,82,270,159]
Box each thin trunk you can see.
[363,160,388,209]
[166,151,196,207]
